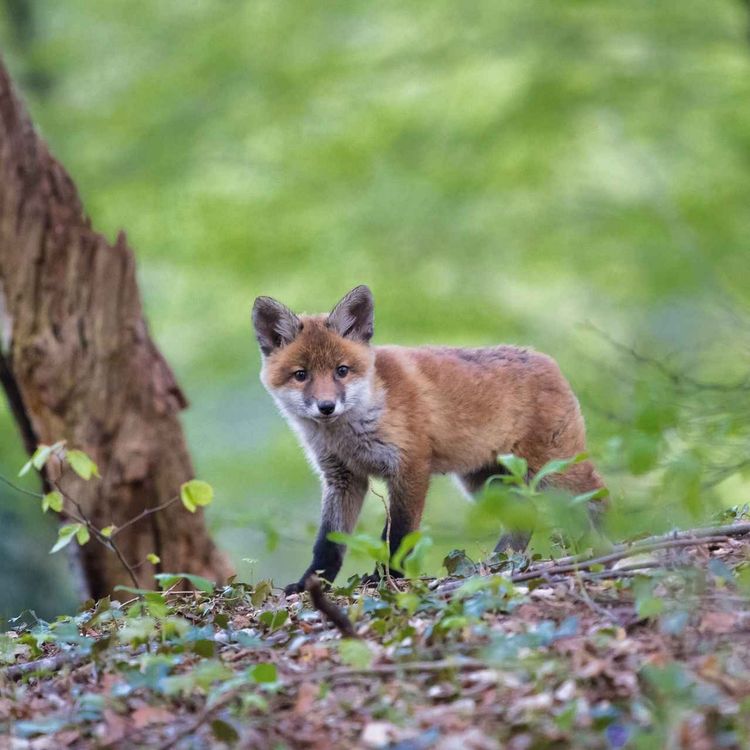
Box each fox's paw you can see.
[283,580,305,596]
[360,568,403,588]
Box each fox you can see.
[251,285,606,594]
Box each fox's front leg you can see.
[284,456,368,595]
[365,468,430,584]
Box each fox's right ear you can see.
[252,296,301,356]
[328,285,374,343]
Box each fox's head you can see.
[251,285,376,424]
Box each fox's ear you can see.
[327,285,374,343]
[252,296,301,356]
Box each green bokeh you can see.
[1,0,749,617]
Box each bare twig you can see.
[110,495,179,538]
[306,574,356,638]
[0,473,44,499]
[53,478,141,589]
[586,323,750,392]
[371,485,397,590]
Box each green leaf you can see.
[100,525,116,538]
[403,535,433,579]
[211,719,239,744]
[154,572,215,593]
[76,525,91,545]
[443,549,477,578]
[570,487,610,505]
[338,638,373,669]
[20,444,54,477]
[390,530,422,573]
[327,531,389,565]
[41,491,63,513]
[67,449,100,480]
[248,662,278,683]
[497,453,528,480]
[180,479,214,513]
[530,453,586,491]
[146,553,161,565]
[258,609,288,632]
[50,524,83,553]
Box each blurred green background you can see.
[1,0,749,619]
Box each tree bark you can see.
[0,58,233,598]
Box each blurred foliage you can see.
[1,0,750,616]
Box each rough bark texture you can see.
[0,59,233,598]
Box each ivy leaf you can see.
[67,450,100,480]
[41,491,64,514]
[50,524,83,554]
[180,479,214,512]
[259,609,288,632]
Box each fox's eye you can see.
[293,370,307,382]
[336,365,350,378]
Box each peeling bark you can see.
[0,58,233,598]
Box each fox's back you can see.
[374,344,584,475]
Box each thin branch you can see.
[371,485,397,590]
[305,574,356,638]
[0,472,43,499]
[109,495,179,538]
[53,478,140,590]
[586,323,750,392]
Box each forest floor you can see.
[2,529,750,749]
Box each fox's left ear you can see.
[327,285,374,343]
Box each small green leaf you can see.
[390,530,422,573]
[76,525,91,545]
[33,445,53,470]
[497,453,528,480]
[636,596,664,619]
[211,719,239,744]
[41,491,64,513]
[248,662,277,683]
[67,450,100,480]
[570,487,610,505]
[338,638,373,668]
[530,453,587,491]
[100,525,116,538]
[20,444,53,477]
[259,609,288,632]
[180,480,214,513]
[50,524,82,554]
[146,553,161,565]
[154,572,214,593]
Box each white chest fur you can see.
[294,408,400,479]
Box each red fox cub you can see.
[252,285,605,594]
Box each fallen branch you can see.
[306,574,357,638]
[1,651,88,681]
[432,524,750,594]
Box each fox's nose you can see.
[317,400,336,416]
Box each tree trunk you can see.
[0,58,233,598]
